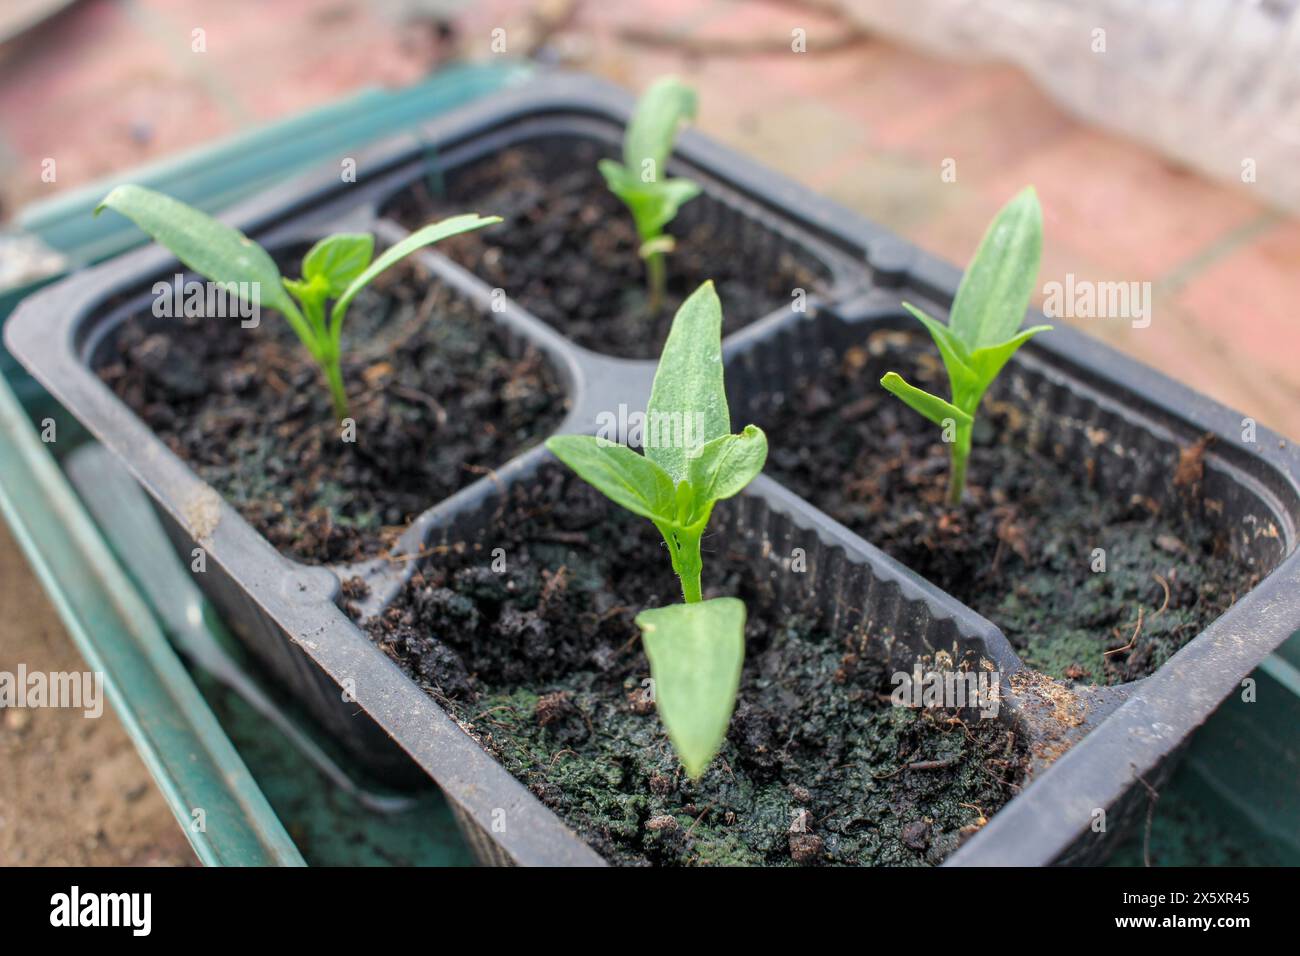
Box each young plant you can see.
[598,76,702,315]
[879,186,1051,506]
[547,281,766,778]
[95,184,500,421]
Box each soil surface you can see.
[98,264,567,564]
[384,139,825,359]
[359,469,1026,866]
[746,329,1260,685]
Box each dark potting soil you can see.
[383,139,825,359]
[746,328,1259,686]
[359,469,1026,867]
[96,264,567,564]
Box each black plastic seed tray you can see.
[8,73,1299,866]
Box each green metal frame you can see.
[0,372,303,866]
[0,62,527,866]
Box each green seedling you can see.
[598,76,702,315]
[548,281,767,604]
[880,186,1051,505]
[96,184,499,421]
[547,281,766,778]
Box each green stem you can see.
[657,522,703,603]
[322,354,349,422]
[947,425,971,506]
[678,568,702,604]
[645,250,666,315]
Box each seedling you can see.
[547,281,766,777]
[880,186,1051,505]
[96,184,499,421]
[598,76,702,314]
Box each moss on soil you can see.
[747,329,1260,685]
[360,470,1025,866]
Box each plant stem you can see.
[645,250,666,315]
[322,356,349,422]
[678,569,702,604]
[657,522,703,603]
[947,426,971,506]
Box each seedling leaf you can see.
[602,176,702,242]
[949,186,1042,350]
[99,185,500,422]
[879,372,972,429]
[545,435,676,523]
[967,324,1054,384]
[330,213,502,340]
[901,302,979,403]
[644,280,730,483]
[881,187,1051,504]
[303,233,374,297]
[622,76,697,176]
[95,184,303,325]
[687,425,768,513]
[600,77,701,311]
[636,597,745,779]
[549,284,763,779]
[546,281,765,604]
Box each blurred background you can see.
[1,0,1296,865]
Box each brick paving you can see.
[1,0,1295,434]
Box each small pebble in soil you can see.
[1155,533,1186,554]
[625,685,656,715]
[789,832,825,865]
[340,576,370,601]
[901,820,931,851]
[535,691,572,727]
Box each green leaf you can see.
[597,157,633,194]
[601,156,700,242]
[901,302,981,408]
[282,276,329,341]
[966,324,1053,385]
[645,281,730,483]
[303,233,374,297]
[602,80,700,244]
[641,179,701,240]
[609,178,702,242]
[95,184,303,325]
[949,186,1042,350]
[902,302,973,376]
[686,425,768,518]
[636,597,746,779]
[545,435,676,523]
[329,213,502,339]
[880,372,973,428]
[623,76,697,177]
